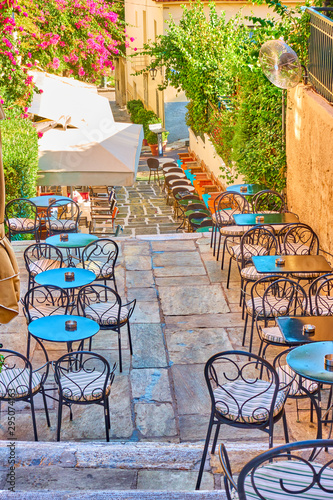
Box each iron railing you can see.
[307,7,333,103]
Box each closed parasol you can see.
[0,105,20,324]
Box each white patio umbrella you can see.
[29,71,143,186]
[37,122,143,186]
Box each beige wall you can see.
[287,85,333,253]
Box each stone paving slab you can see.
[0,491,226,499]
[158,285,229,316]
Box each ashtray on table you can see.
[255,216,265,223]
[275,258,286,267]
[60,233,69,242]
[303,324,316,335]
[65,320,77,332]
[324,354,333,371]
[64,272,75,282]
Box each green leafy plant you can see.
[127,98,169,142]
[146,129,169,145]
[0,118,39,202]
[0,355,4,373]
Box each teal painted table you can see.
[35,267,95,289]
[29,196,73,208]
[46,233,98,266]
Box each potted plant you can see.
[146,129,169,156]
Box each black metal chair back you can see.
[282,223,319,256]
[309,272,333,315]
[81,238,119,290]
[24,242,63,289]
[252,189,286,213]
[46,198,80,236]
[5,198,40,241]
[237,439,333,500]
[0,342,50,440]
[53,350,116,441]
[23,285,70,323]
[215,191,250,227]
[238,226,278,270]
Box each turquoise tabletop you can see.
[46,233,98,248]
[28,315,99,343]
[35,267,96,288]
[28,195,73,207]
[226,184,266,195]
[287,341,333,384]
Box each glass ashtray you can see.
[324,354,333,371]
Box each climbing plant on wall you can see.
[136,0,310,191]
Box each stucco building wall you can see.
[286,85,333,253]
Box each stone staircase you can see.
[0,441,230,499]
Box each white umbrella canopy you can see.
[28,71,143,186]
[38,122,143,186]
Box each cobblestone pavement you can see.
[1,235,321,494]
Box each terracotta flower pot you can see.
[148,141,167,156]
[142,139,148,146]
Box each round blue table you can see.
[46,233,98,249]
[29,195,73,207]
[287,341,333,441]
[28,315,99,358]
[35,267,96,289]
[45,234,99,267]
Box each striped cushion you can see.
[282,242,310,255]
[60,370,112,402]
[171,185,195,192]
[242,460,333,499]
[241,266,272,281]
[246,297,290,317]
[0,368,41,398]
[276,365,318,396]
[230,244,267,260]
[220,225,250,236]
[8,218,39,231]
[214,379,286,423]
[29,304,67,320]
[211,210,241,224]
[84,302,129,325]
[292,272,320,279]
[28,258,61,277]
[261,326,285,344]
[46,219,76,231]
[77,260,114,279]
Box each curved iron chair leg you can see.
[117,327,122,373]
[127,322,133,356]
[282,410,289,444]
[211,423,221,454]
[242,313,249,346]
[226,256,232,289]
[106,397,111,429]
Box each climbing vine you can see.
[136,1,311,191]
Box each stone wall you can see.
[286,85,333,253]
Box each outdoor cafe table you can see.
[28,314,100,356]
[252,255,332,274]
[35,267,96,308]
[277,316,333,344]
[226,183,266,196]
[233,212,299,226]
[46,233,98,266]
[287,341,333,441]
[29,195,73,207]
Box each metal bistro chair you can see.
[23,285,70,358]
[195,350,290,490]
[77,284,136,373]
[147,158,161,185]
[212,192,250,266]
[78,238,119,291]
[244,276,308,354]
[220,439,333,500]
[45,199,80,236]
[54,351,116,441]
[0,342,50,441]
[5,198,40,242]
[24,242,63,290]
[252,189,286,214]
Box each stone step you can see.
[0,491,225,499]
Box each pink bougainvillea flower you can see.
[78,67,85,76]
[52,57,60,69]
[37,131,44,138]
[130,37,135,42]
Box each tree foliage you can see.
[136,0,310,191]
